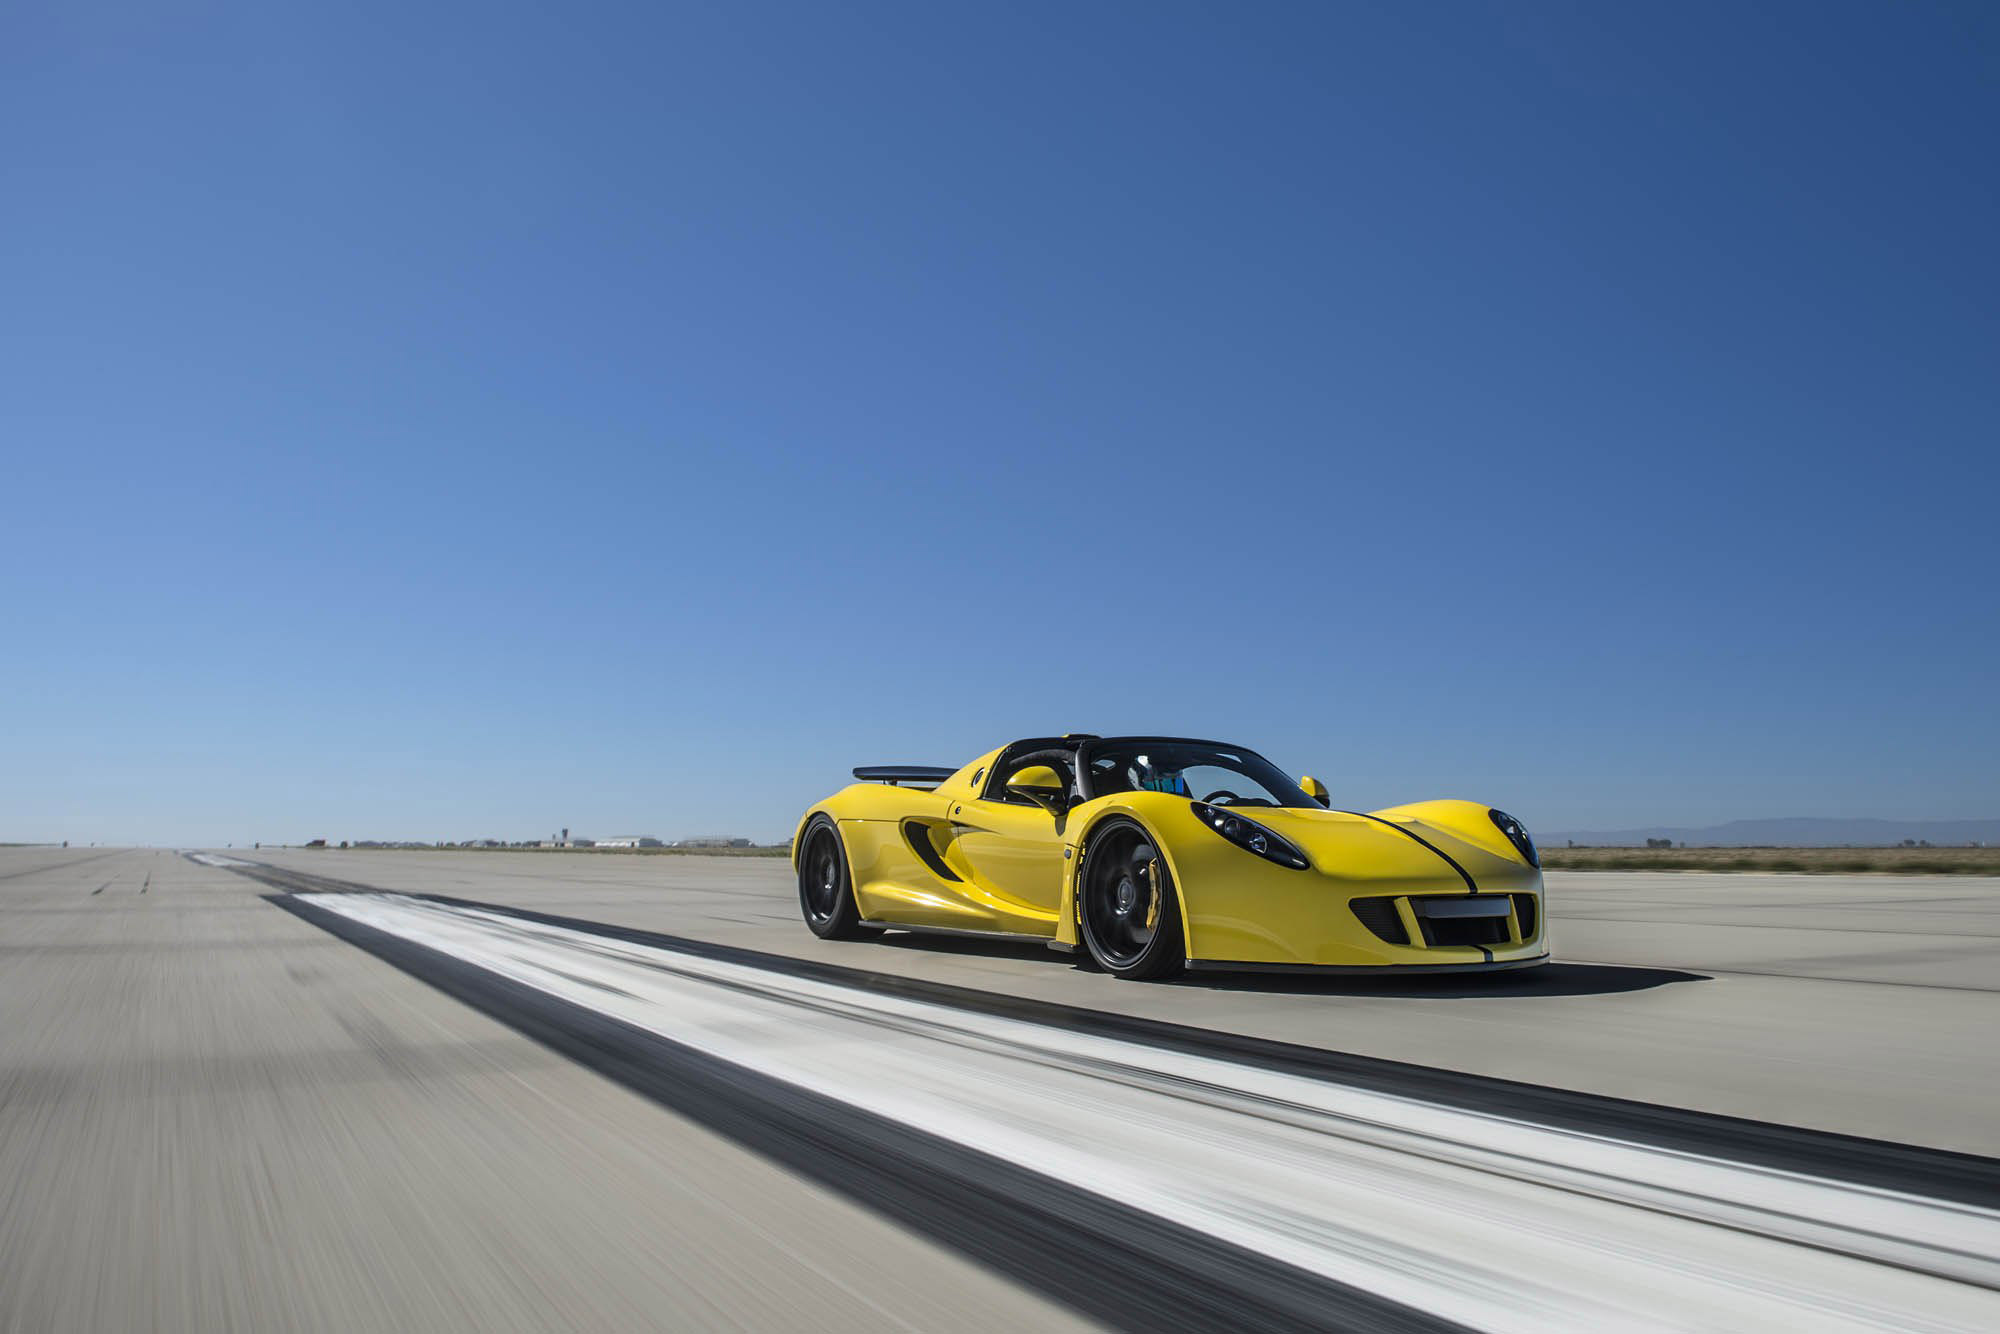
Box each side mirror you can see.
[1300,775,1331,808]
[1005,764,1070,815]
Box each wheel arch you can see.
[791,806,841,870]
[1064,801,1196,956]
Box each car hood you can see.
[1221,806,1536,894]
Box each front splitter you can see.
[1185,953,1550,976]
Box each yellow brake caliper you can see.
[1144,858,1162,931]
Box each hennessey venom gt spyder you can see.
[792,735,1548,980]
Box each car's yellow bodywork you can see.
[793,743,1548,972]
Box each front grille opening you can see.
[1512,892,1538,939]
[1411,895,1515,948]
[1421,914,1510,947]
[1350,896,1408,945]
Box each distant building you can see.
[596,836,663,849]
[673,836,753,849]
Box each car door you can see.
[942,764,1069,927]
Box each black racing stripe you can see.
[1336,811,1479,892]
[228,861,2000,1210]
[267,890,1458,1334]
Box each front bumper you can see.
[1180,870,1547,968]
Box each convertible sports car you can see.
[792,734,1548,979]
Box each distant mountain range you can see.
[1540,817,2000,848]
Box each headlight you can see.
[1489,809,1538,867]
[1190,802,1309,870]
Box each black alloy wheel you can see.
[1079,819,1184,980]
[798,817,879,940]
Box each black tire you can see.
[797,817,881,941]
[1078,818,1185,980]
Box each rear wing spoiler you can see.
[853,765,955,787]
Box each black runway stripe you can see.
[230,859,2000,1211]
[268,889,1461,1334]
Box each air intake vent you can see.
[1411,895,1513,947]
[1350,897,1408,945]
[901,821,962,883]
[1512,892,1538,939]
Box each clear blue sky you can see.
[4,2,1995,846]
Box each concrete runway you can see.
[4,846,1998,1331]
[256,848,2000,1151]
[0,850,1090,1334]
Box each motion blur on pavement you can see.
[6,846,1998,1331]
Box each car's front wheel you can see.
[797,816,881,940]
[1079,818,1185,980]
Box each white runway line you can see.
[306,892,2000,1334]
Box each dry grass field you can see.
[1540,845,2000,875]
[304,843,2000,874]
[319,843,797,858]
[328,843,2000,876]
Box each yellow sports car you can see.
[792,734,1548,979]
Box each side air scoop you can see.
[853,766,956,787]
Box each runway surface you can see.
[4,846,1998,1331]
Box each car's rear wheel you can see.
[798,817,880,940]
[1079,818,1184,980]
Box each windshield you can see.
[1079,739,1317,809]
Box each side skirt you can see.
[858,919,1056,945]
